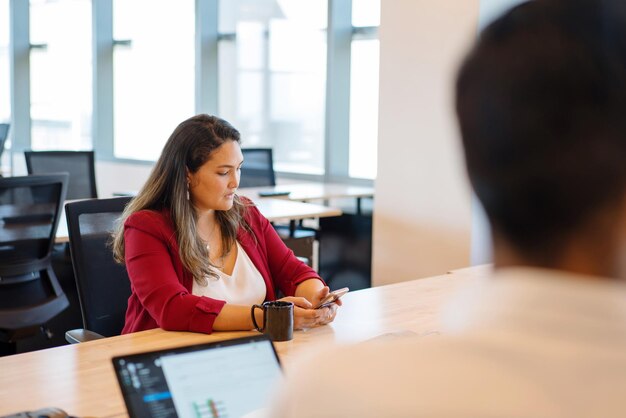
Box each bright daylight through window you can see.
[218,0,328,176]
[113,0,195,161]
[4,0,380,181]
[0,0,9,172]
[349,0,380,180]
[29,0,92,151]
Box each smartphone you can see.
[314,287,349,309]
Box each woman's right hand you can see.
[278,296,326,330]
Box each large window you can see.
[0,0,9,172]
[113,0,195,161]
[29,0,92,150]
[218,0,328,175]
[0,0,9,124]
[6,0,380,182]
[349,0,380,180]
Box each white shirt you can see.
[271,267,626,418]
[192,242,266,306]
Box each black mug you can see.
[251,301,294,342]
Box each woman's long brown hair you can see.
[112,114,249,284]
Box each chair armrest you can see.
[65,328,105,344]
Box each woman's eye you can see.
[218,172,228,176]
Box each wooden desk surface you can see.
[449,263,493,278]
[115,182,375,204]
[252,198,342,222]
[0,272,474,417]
[54,198,342,244]
[238,182,375,202]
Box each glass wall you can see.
[5,0,380,182]
[29,0,92,150]
[0,0,9,124]
[113,0,195,161]
[349,0,380,180]
[218,0,328,175]
[0,0,10,172]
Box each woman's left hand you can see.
[318,302,338,325]
[309,286,341,326]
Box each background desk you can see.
[54,198,342,244]
[238,182,374,213]
[0,271,476,418]
[240,182,375,290]
[238,182,374,200]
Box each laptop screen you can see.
[112,335,282,418]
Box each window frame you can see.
[7,0,377,185]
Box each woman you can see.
[112,114,339,333]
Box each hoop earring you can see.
[186,182,190,201]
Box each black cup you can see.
[251,301,294,342]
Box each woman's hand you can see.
[309,285,344,309]
[278,296,326,330]
[311,286,341,325]
[318,302,338,325]
[281,284,342,329]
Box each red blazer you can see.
[122,203,322,334]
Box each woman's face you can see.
[187,140,243,212]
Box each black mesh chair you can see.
[0,173,69,355]
[64,197,132,343]
[240,148,276,187]
[24,150,98,199]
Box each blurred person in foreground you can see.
[271,0,626,416]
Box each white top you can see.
[192,242,266,306]
[271,267,626,418]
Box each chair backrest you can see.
[0,174,69,337]
[0,173,68,277]
[240,148,276,187]
[24,150,98,199]
[65,197,132,337]
[0,124,9,161]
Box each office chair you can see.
[0,173,69,355]
[24,150,98,199]
[64,197,133,343]
[240,148,277,187]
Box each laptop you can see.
[112,335,282,418]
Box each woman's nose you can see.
[230,172,239,188]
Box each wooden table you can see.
[449,263,493,278]
[253,198,342,222]
[55,198,342,244]
[239,182,374,214]
[239,182,374,201]
[116,182,374,209]
[0,271,476,417]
